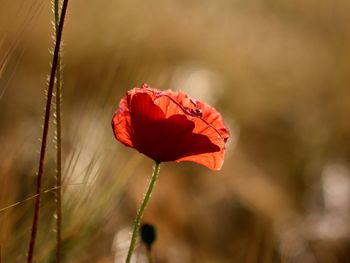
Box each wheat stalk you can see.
[53,0,63,262]
[26,0,69,262]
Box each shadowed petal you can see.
[129,93,220,162]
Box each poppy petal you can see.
[112,97,134,148]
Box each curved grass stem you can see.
[26,0,69,262]
[125,162,161,263]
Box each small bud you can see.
[140,223,156,250]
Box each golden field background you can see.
[1,0,350,262]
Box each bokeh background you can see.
[1,0,350,262]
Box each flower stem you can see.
[146,248,153,263]
[125,162,161,263]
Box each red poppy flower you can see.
[112,84,229,170]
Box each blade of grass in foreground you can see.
[53,0,63,262]
[26,0,69,262]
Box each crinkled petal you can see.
[152,89,229,170]
[112,96,134,147]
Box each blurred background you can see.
[1,0,350,262]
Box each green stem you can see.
[125,162,161,263]
[146,248,153,263]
